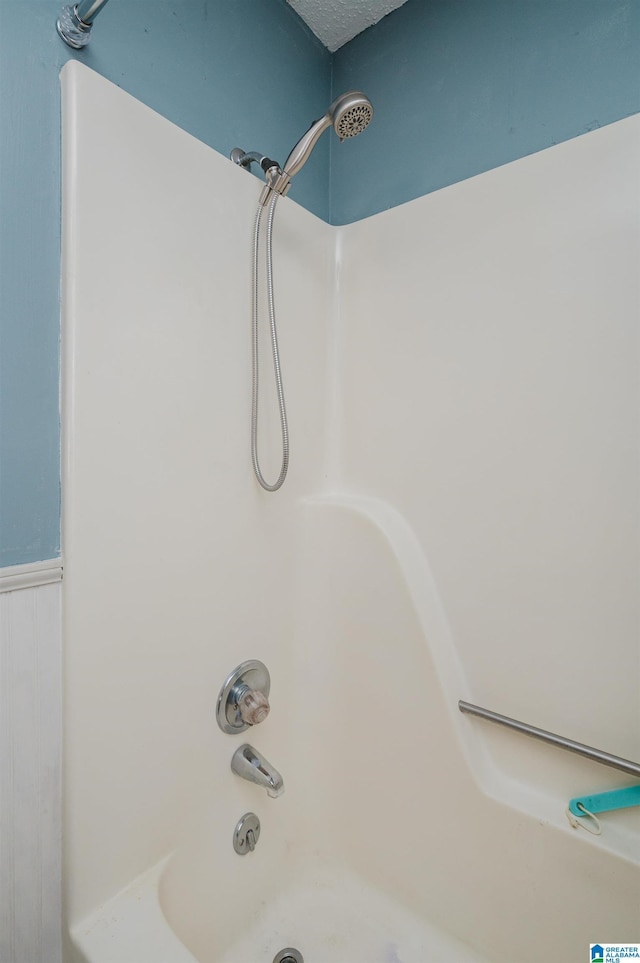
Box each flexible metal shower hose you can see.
[251,191,289,491]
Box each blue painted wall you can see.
[0,0,329,567]
[331,0,640,223]
[1,0,638,566]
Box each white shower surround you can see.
[61,62,639,963]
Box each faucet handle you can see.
[238,687,270,726]
[216,660,271,734]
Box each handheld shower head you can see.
[328,90,374,140]
[283,91,373,179]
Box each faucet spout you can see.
[231,744,284,798]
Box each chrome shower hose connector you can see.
[230,149,291,204]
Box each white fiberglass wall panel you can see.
[61,61,333,925]
[62,59,639,959]
[338,115,640,805]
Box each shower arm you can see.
[230,150,275,172]
[57,0,111,48]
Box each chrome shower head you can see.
[283,91,373,179]
[328,90,374,140]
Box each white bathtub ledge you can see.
[70,856,196,963]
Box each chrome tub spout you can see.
[231,744,284,798]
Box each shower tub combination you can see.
[61,63,640,963]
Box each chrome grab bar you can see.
[458,700,640,778]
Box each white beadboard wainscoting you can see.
[0,561,62,963]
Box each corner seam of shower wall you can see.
[321,224,346,488]
[328,55,335,226]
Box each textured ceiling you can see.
[287,0,409,52]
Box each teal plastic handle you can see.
[568,785,640,817]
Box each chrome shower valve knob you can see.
[216,660,271,734]
[237,686,270,726]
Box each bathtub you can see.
[70,853,486,963]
